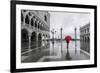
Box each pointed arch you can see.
[25,15,29,24]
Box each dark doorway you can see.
[38,33,42,47]
[31,32,37,49]
[21,29,29,52]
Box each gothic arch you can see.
[31,32,37,49]
[25,15,29,24]
[31,18,34,26]
[35,20,37,28]
[21,12,24,22]
[38,33,42,47]
[21,29,29,50]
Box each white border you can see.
[16,4,94,69]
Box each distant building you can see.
[80,23,90,53]
[21,10,50,52]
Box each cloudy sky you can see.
[49,11,90,39]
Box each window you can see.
[44,15,47,22]
[21,12,23,22]
[31,18,33,26]
[25,15,29,24]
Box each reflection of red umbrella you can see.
[65,36,72,43]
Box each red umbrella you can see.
[64,36,72,43]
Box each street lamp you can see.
[60,28,63,54]
[75,27,77,54]
[51,28,56,55]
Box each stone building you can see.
[80,23,90,53]
[21,10,50,53]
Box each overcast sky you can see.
[49,11,90,39]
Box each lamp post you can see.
[51,29,56,55]
[75,28,77,54]
[60,28,63,54]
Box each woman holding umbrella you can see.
[64,35,72,60]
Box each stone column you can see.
[61,28,63,54]
[82,37,83,50]
[22,11,25,26]
[28,32,31,56]
[75,28,77,53]
[23,14,25,26]
[36,33,38,49]
[28,33,31,51]
[83,37,84,50]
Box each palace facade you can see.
[21,10,50,53]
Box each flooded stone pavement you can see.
[21,41,90,63]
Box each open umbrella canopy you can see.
[64,36,72,43]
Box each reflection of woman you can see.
[66,41,71,60]
[67,41,69,49]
